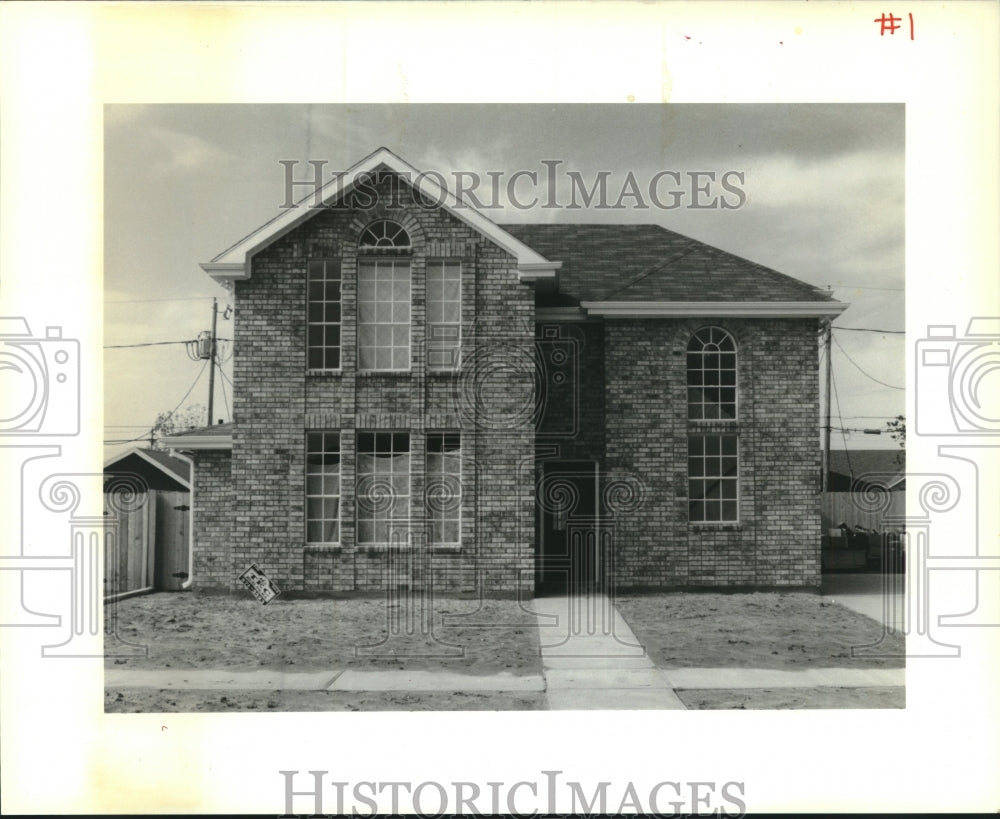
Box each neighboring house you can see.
[166,147,847,595]
[827,449,906,493]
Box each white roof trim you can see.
[580,300,849,318]
[103,447,192,490]
[201,146,554,283]
[165,435,233,451]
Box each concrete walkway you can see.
[531,594,687,710]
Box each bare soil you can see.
[105,688,546,713]
[106,593,541,674]
[614,592,905,669]
[676,686,904,710]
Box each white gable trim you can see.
[103,447,192,490]
[201,147,556,284]
[580,300,849,318]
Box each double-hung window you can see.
[687,327,739,523]
[356,432,410,545]
[357,220,411,371]
[305,432,340,543]
[426,261,462,370]
[307,260,342,370]
[426,432,462,545]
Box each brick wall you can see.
[604,318,822,589]
[191,450,233,589]
[213,169,535,594]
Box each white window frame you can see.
[357,258,412,372]
[306,260,343,372]
[356,431,411,546]
[688,433,740,524]
[686,326,738,421]
[426,431,462,546]
[426,261,462,371]
[305,431,341,544]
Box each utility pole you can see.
[822,319,832,492]
[207,297,218,427]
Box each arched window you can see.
[686,326,737,420]
[687,327,739,523]
[357,220,411,370]
[358,220,411,250]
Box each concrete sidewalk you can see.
[530,594,688,710]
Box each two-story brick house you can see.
[167,147,847,596]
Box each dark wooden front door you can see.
[536,461,600,595]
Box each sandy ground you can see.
[106,593,541,674]
[676,686,904,710]
[105,688,546,713]
[614,592,905,670]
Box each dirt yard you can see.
[106,593,542,674]
[676,686,904,710]
[105,688,546,713]
[614,591,905,669]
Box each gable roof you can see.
[201,147,558,285]
[103,448,191,492]
[502,224,835,305]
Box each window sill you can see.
[357,369,413,377]
[307,369,342,377]
[688,522,743,532]
[305,543,344,552]
[356,542,463,552]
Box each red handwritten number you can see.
[874,12,914,39]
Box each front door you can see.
[536,461,599,595]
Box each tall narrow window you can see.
[356,432,410,545]
[307,260,342,370]
[306,431,340,543]
[688,434,739,523]
[427,261,462,370]
[426,432,461,545]
[357,259,411,370]
[687,326,737,420]
[687,326,739,523]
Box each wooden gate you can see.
[104,489,189,599]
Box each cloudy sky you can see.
[104,103,904,457]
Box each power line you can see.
[104,340,191,349]
[104,296,218,305]
[829,283,904,292]
[832,326,905,335]
[103,359,209,446]
[832,334,905,390]
[105,337,233,350]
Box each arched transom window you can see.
[686,326,737,421]
[358,220,411,250]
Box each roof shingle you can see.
[501,224,832,305]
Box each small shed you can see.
[103,448,192,599]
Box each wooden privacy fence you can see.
[821,491,906,531]
[104,489,189,600]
